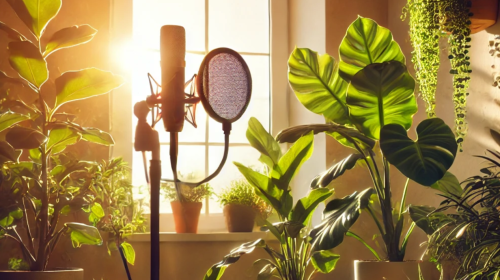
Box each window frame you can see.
[109,0,289,232]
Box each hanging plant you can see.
[404,0,472,150]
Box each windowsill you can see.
[129,231,275,242]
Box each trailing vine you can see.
[403,0,472,150]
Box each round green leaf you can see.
[346,61,417,140]
[6,0,62,39]
[54,68,124,111]
[120,242,135,265]
[47,127,81,154]
[8,41,48,88]
[311,250,340,274]
[43,25,97,57]
[380,118,458,186]
[65,222,102,248]
[339,16,405,81]
[6,126,47,149]
[288,48,350,125]
[0,112,30,133]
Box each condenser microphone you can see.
[160,25,185,132]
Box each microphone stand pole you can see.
[150,146,161,280]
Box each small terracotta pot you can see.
[470,0,499,34]
[354,260,440,280]
[0,268,83,280]
[223,204,256,232]
[171,201,202,233]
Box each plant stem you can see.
[33,148,49,270]
[367,205,385,236]
[22,197,35,256]
[399,178,411,220]
[381,157,399,261]
[347,231,381,260]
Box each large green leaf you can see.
[120,242,135,265]
[0,21,28,41]
[339,16,405,81]
[204,239,266,280]
[431,172,463,198]
[0,112,30,133]
[0,141,21,164]
[310,188,375,251]
[380,118,457,186]
[6,0,62,39]
[43,25,97,57]
[80,128,114,145]
[273,132,314,191]
[289,188,333,226]
[6,127,46,149]
[246,117,281,168]
[409,205,453,235]
[311,154,363,189]
[346,61,417,140]
[46,127,81,154]
[54,68,124,110]
[288,47,350,125]
[8,41,48,88]
[65,222,102,248]
[311,250,340,274]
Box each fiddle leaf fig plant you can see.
[0,0,124,271]
[278,16,457,262]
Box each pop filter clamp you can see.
[133,26,252,280]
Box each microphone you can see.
[160,25,185,133]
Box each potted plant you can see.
[0,0,124,278]
[204,118,338,280]
[218,178,270,232]
[161,181,213,233]
[403,0,498,149]
[278,16,457,279]
[410,151,500,280]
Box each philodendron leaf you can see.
[431,172,463,198]
[289,188,333,226]
[380,118,457,186]
[0,112,30,133]
[0,21,28,41]
[347,61,417,140]
[0,141,21,164]
[288,47,350,125]
[6,0,62,39]
[8,41,48,88]
[204,239,266,280]
[43,25,98,57]
[310,188,375,251]
[246,117,281,168]
[54,68,124,111]
[311,154,363,189]
[339,16,405,81]
[409,205,453,235]
[311,250,340,274]
[6,127,46,149]
[65,222,102,248]
[46,127,81,154]
[120,242,135,265]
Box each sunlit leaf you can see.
[80,127,114,145]
[0,208,23,227]
[6,126,46,149]
[311,154,363,189]
[43,25,97,57]
[0,112,30,133]
[8,41,48,88]
[46,127,81,154]
[246,117,281,168]
[289,188,333,226]
[120,242,135,265]
[65,222,102,248]
[311,250,340,274]
[6,0,62,39]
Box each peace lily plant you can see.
[276,16,458,264]
[0,0,123,272]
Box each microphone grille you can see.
[160,25,185,67]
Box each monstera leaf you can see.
[6,0,62,39]
[311,154,363,189]
[246,117,281,168]
[288,48,350,125]
[346,61,417,140]
[380,118,457,186]
[8,41,48,88]
[339,16,405,82]
[310,188,375,251]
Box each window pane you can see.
[209,0,269,53]
[133,0,205,52]
[207,146,262,213]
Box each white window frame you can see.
[109,0,289,232]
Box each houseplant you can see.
[410,151,500,280]
[204,118,337,280]
[403,0,498,149]
[218,178,269,232]
[277,16,457,279]
[0,0,124,277]
[161,181,212,233]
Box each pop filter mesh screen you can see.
[203,53,249,121]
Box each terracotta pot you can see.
[470,0,499,34]
[354,260,440,280]
[0,268,83,280]
[170,201,202,233]
[223,204,256,232]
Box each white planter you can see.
[0,268,83,280]
[354,260,440,280]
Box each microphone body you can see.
[160,25,186,132]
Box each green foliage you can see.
[310,250,340,274]
[403,0,472,148]
[8,258,29,271]
[204,118,334,280]
[161,182,213,203]
[284,17,457,262]
[0,0,123,271]
[218,179,271,219]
